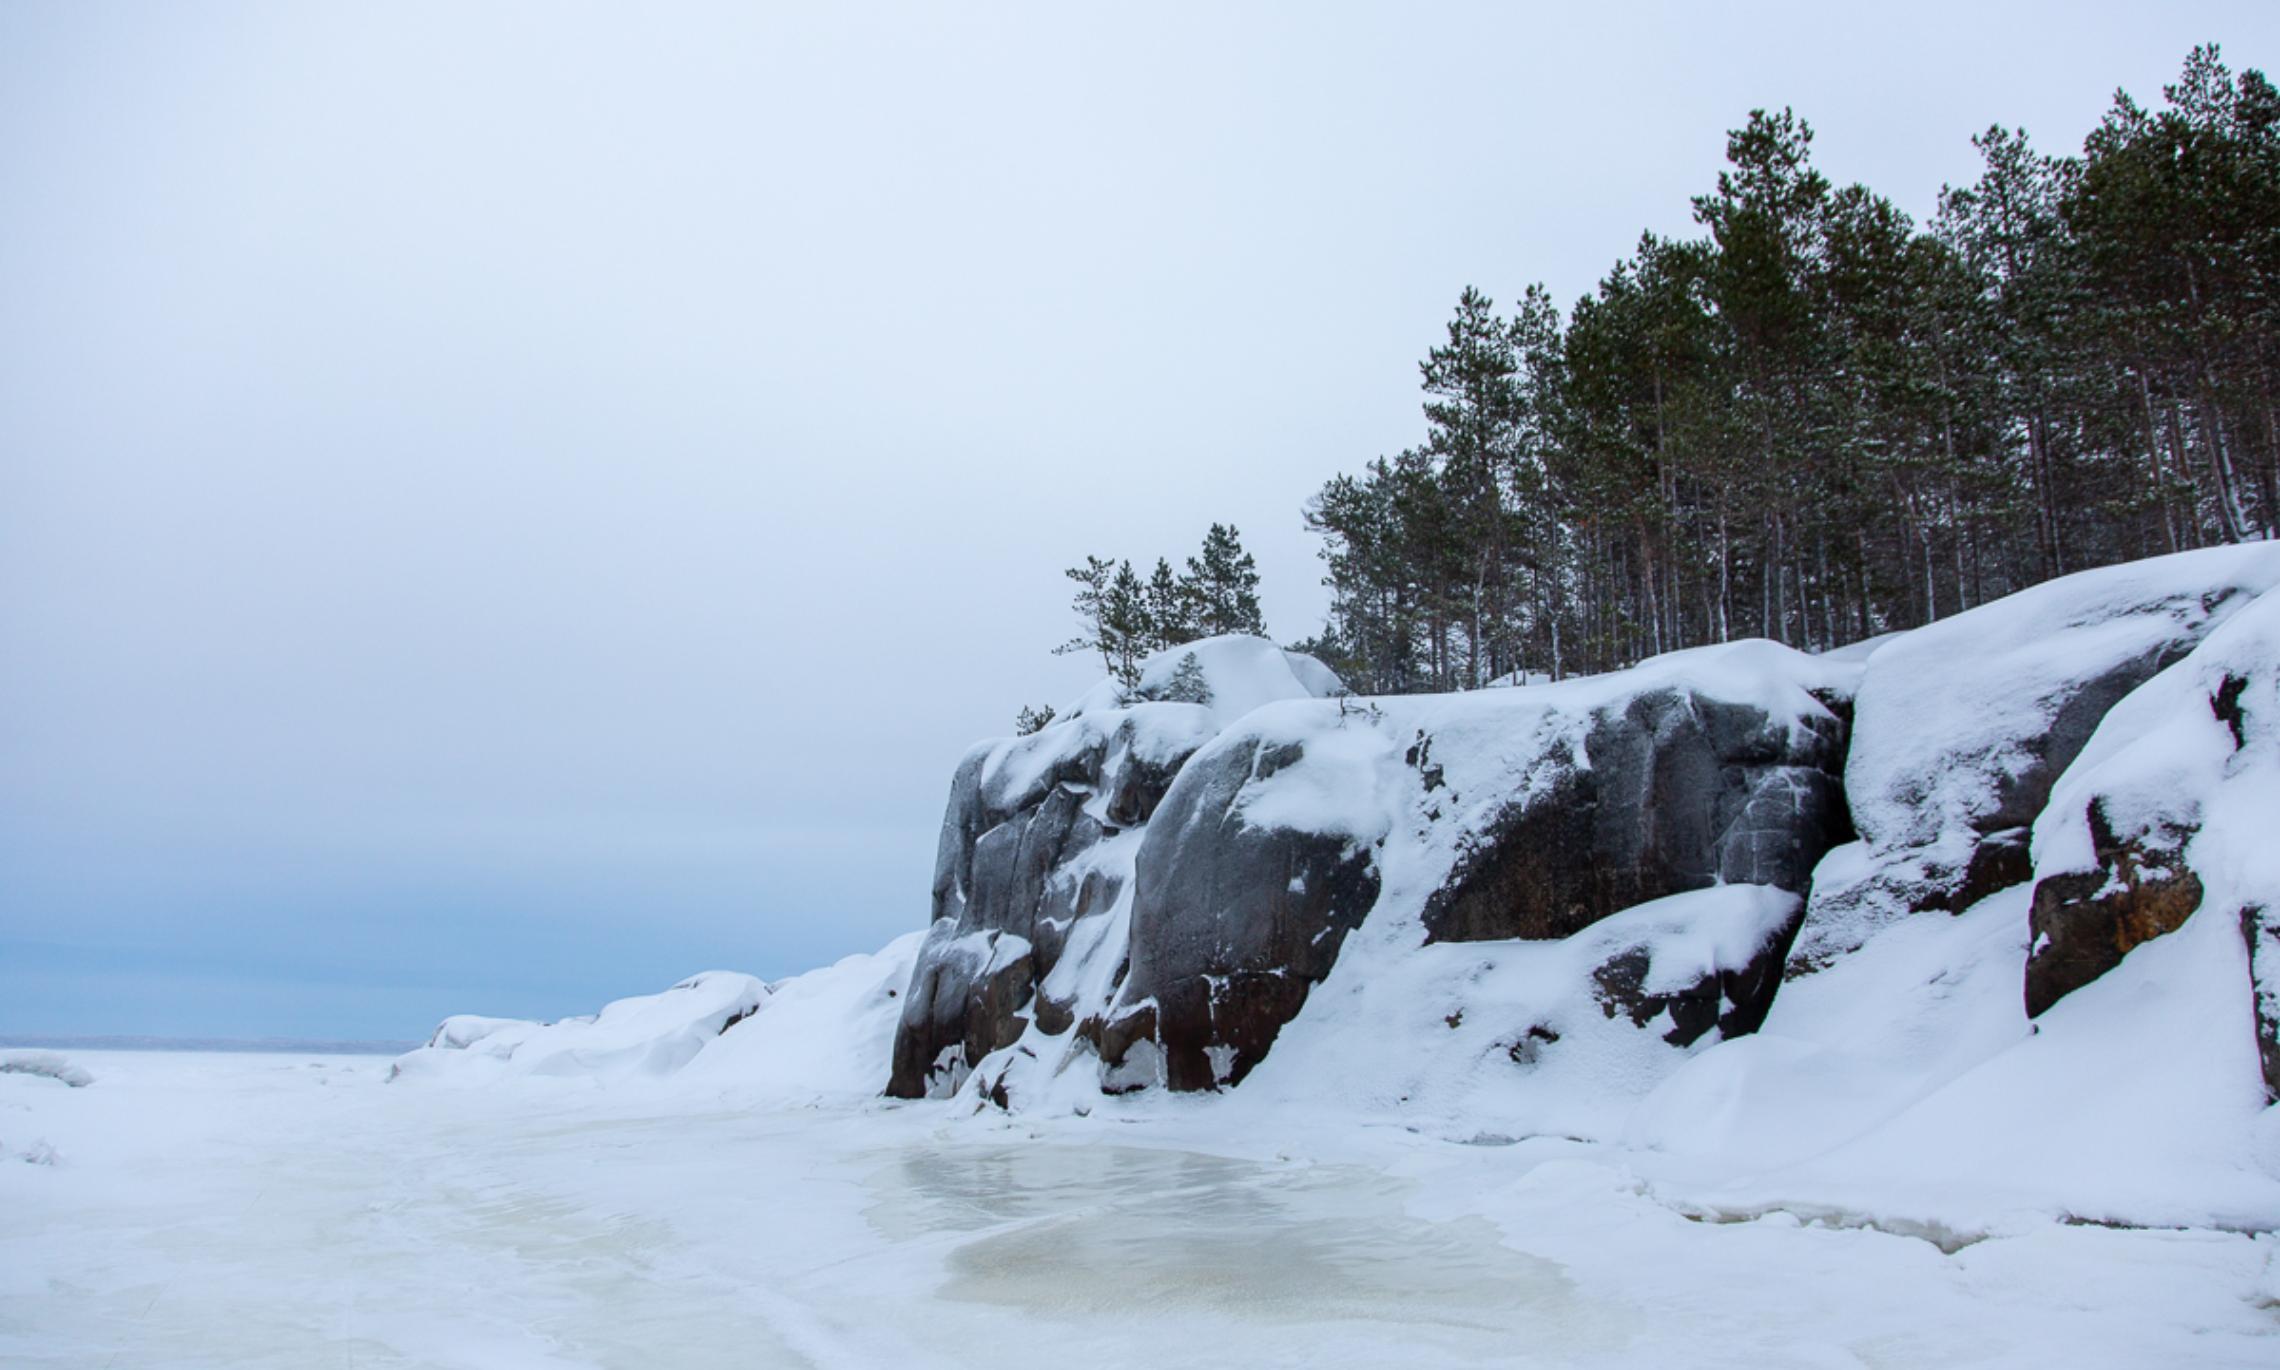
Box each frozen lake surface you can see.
[4,1051,2277,1367]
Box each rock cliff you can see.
[892,546,2280,1134]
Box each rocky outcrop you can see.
[889,547,2280,1119]
[1423,687,1847,944]
[899,634,1857,1107]
[1083,650,1848,1100]
[888,720,1125,1098]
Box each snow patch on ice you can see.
[0,1052,93,1089]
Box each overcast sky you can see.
[3,2,2271,1040]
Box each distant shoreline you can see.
[0,1034,417,1056]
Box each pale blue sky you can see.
[3,2,2271,1039]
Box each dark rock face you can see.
[889,754,1106,1099]
[2025,800,2204,1019]
[1587,899,1805,1048]
[1089,735,1384,1092]
[1423,688,1847,944]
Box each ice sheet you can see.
[4,1050,2275,1368]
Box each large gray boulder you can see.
[1087,726,1389,1092]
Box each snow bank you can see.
[1629,885,2034,1172]
[679,931,926,1101]
[392,937,927,1097]
[390,971,771,1085]
[1650,880,2280,1235]
[1240,884,1806,1143]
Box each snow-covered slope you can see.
[1633,546,2280,1232]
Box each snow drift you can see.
[389,935,922,1098]
[389,971,772,1084]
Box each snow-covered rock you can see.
[888,635,1348,1098]
[1790,545,2280,972]
[1059,633,1345,729]
[1415,654,1850,943]
[2023,581,2280,1084]
[926,635,1855,1110]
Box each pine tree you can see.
[1182,523,1267,637]
[1144,557,1194,651]
[1420,286,1528,684]
[1048,553,1121,674]
[1053,555,1118,675]
[1694,107,1832,649]
[1101,560,1152,687]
